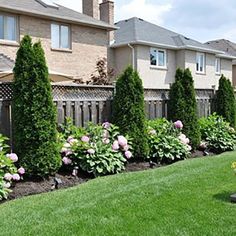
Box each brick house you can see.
[0,0,115,82]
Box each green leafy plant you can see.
[168,68,201,149]
[215,75,236,128]
[60,122,132,177]
[112,66,149,159]
[147,118,191,163]
[199,114,236,153]
[12,35,61,177]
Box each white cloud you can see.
[115,0,172,24]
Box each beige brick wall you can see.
[0,13,108,81]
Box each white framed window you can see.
[150,48,167,68]
[196,52,205,73]
[51,23,70,49]
[215,58,221,75]
[0,14,17,41]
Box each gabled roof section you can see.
[0,54,14,72]
[111,17,225,54]
[0,0,117,30]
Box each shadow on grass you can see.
[213,191,235,203]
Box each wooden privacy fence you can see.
[0,82,215,143]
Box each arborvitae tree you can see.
[168,68,200,149]
[12,35,61,177]
[112,66,149,159]
[216,75,236,128]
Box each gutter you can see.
[128,43,135,69]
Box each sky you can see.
[54,0,236,43]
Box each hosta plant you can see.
[199,114,236,153]
[147,118,191,163]
[60,121,132,177]
[0,134,25,201]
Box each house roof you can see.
[0,0,117,30]
[205,39,236,57]
[111,17,234,57]
[0,54,14,72]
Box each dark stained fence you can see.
[0,82,215,144]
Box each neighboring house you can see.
[0,0,116,81]
[110,17,235,89]
[205,39,236,87]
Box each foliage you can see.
[215,75,236,128]
[0,134,25,201]
[112,66,149,159]
[12,35,61,177]
[87,58,114,85]
[199,113,236,153]
[60,120,132,177]
[168,68,201,149]
[147,118,191,162]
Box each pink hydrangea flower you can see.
[67,136,74,143]
[62,157,72,165]
[102,138,110,144]
[69,138,79,145]
[102,122,111,129]
[18,167,25,175]
[4,173,12,181]
[174,120,183,129]
[123,145,129,152]
[179,134,190,145]
[125,151,132,159]
[103,130,109,138]
[6,153,18,162]
[87,149,95,155]
[81,136,90,143]
[12,174,20,181]
[118,136,128,147]
[112,140,119,150]
[3,182,11,189]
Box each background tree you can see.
[215,75,236,128]
[12,35,61,177]
[112,66,149,159]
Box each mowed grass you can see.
[1,152,236,236]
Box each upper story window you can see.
[150,48,167,68]
[196,52,205,73]
[0,14,17,41]
[51,23,70,49]
[215,58,221,75]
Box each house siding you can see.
[0,13,108,81]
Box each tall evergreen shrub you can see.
[112,66,149,159]
[12,35,61,177]
[168,68,201,149]
[216,75,236,128]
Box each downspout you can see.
[128,43,135,69]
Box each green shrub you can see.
[112,66,149,159]
[216,75,236,128]
[12,36,61,177]
[199,114,236,153]
[147,118,191,163]
[168,68,201,149]
[60,121,133,177]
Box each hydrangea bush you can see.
[0,135,25,201]
[199,114,236,153]
[147,118,191,163]
[60,121,132,177]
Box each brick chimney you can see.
[82,0,99,20]
[100,0,114,42]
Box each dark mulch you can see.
[3,150,213,202]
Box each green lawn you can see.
[1,152,236,236]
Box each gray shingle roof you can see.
[205,39,236,57]
[0,54,14,72]
[111,17,225,54]
[0,0,116,30]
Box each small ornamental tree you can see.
[112,66,149,159]
[216,75,236,128]
[168,68,201,149]
[12,35,61,177]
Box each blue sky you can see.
[54,0,236,43]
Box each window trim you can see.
[196,52,205,74]
[0,12,19,43]
[51,22,71,50]
[150,47,167,69]
[215,57,221,75]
